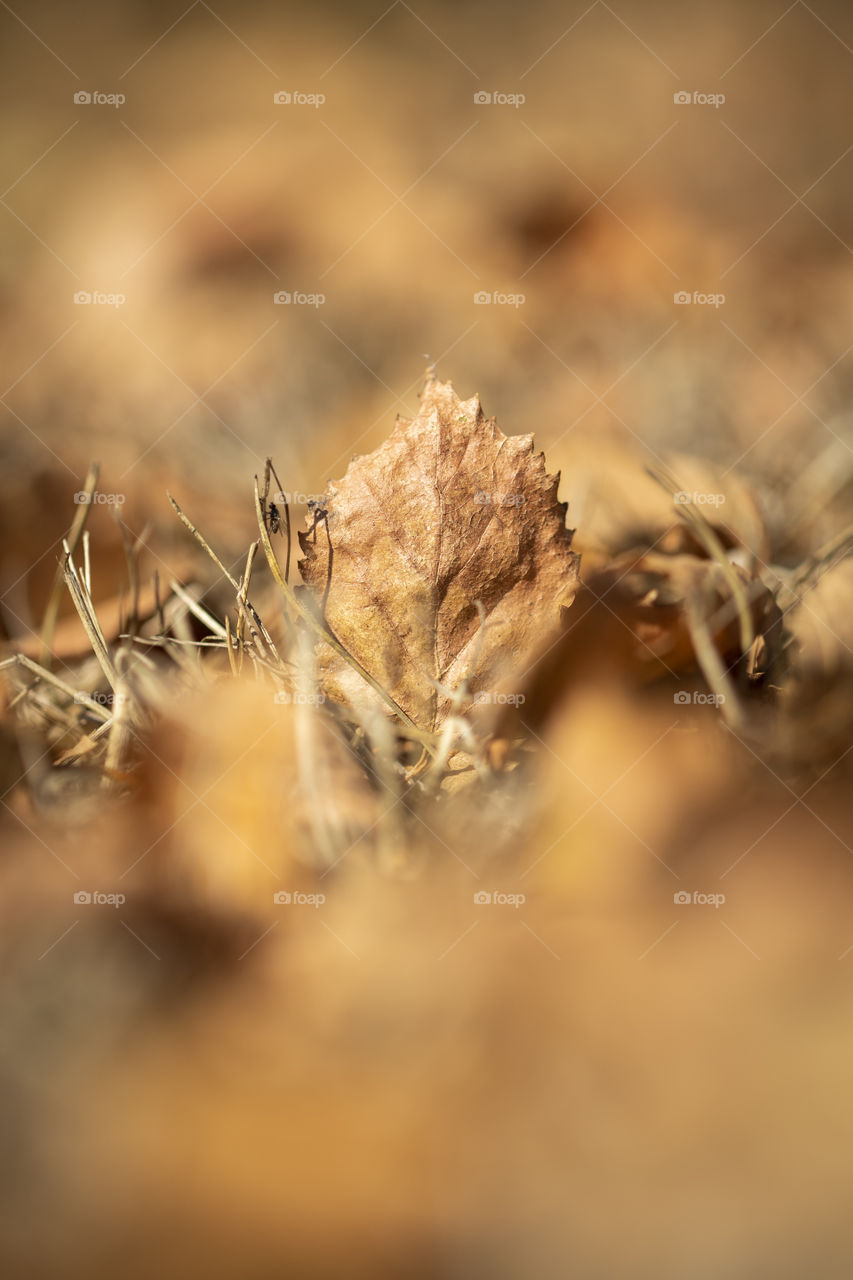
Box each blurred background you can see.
[1,0,852,633]
[1,2,853,1277]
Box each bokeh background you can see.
[1,0,852,633]
[2,3,853,1278]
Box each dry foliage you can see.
[298,376,580,730]
[1,372,853,1279]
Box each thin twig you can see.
[102,665,136,785]
[39,461,99,666]
[224,614,240,677]
[167,492,282,665]
[646,465,755,655]
[62,542,119,689]
[684,591,745,732]
[169,580,228,638]
[252,475,434,748]
[263,457,292,583]
[0,653,111,723]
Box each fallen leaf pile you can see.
[1,371,853,1280]
[3,371,851,820]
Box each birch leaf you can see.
[298,376,580,732]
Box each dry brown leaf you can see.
[558,443,770,574]
[785,556,853,690]
[490,552,782,742]
[298,376,580,731]
[779,556,853,762]
[600,550,778,673]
